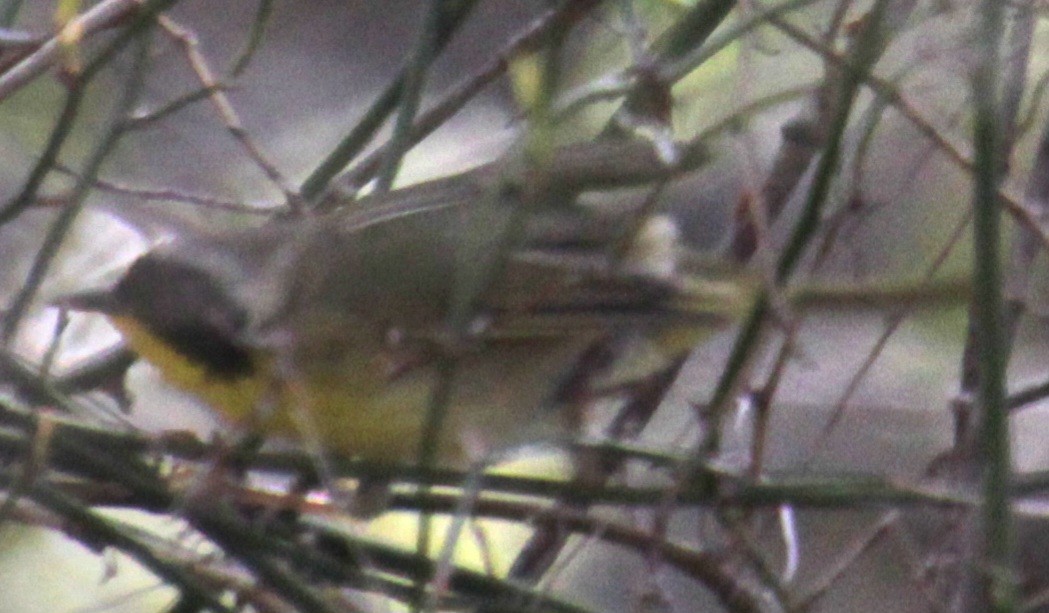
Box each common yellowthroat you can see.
[61,141,752,468]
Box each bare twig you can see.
[804,210,971,465]
[372,0,445,194]
[793,511,898,610]
[156,15,300,209]
[771,15,1049,254]
[2,0,172,343]
[298,0,483,202]
[0,0,138,100]
[337,0,597,196]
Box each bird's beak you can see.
[51,287,119,315]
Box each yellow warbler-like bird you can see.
[62,140,752,468]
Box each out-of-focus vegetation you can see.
[0,1,1045,612]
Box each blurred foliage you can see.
[0,1,1044,612]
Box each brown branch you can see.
[0,0,139,100]
[156,14,300,209]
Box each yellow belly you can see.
[109,315,590,467]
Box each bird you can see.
[59,141,753,469]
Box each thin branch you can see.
[50,161,279,213]
[970,0,1014,609]
[228,0,273,77]
[26,481,235,613]
[298,0,481,203]
[373,0,445,194]
[771,15,1049,253]
[793,511,898,610]
[157,14,299,209]
[0,0,139,101]
[2,0,173,343]
[337,0,595,196]
[804,209,972,464]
